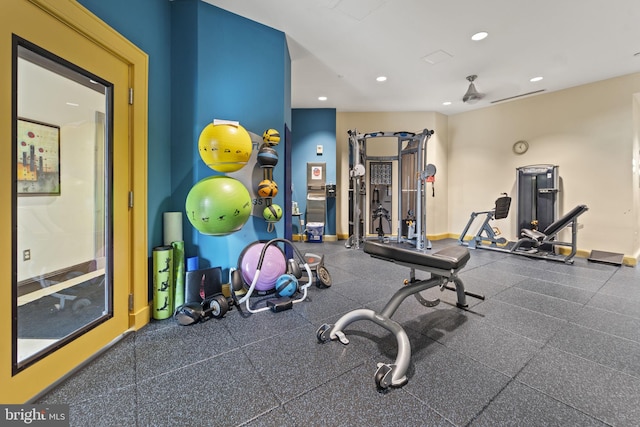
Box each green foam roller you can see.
[172,241,185,308]
[153,245,174,320]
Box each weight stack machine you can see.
[517,164,558,250]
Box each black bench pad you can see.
[364,241,470,271]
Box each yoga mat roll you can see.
[153,245,174,320]
[163,212,183,246]
[172,241,185,308]
[186,256,199,272]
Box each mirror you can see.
[13,38,113,370]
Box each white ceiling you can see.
[204,0,640,115]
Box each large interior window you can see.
[13,38,113,372]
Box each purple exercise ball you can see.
[239,242,286,292]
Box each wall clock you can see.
[513,140,529,155]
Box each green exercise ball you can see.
[185,176,252,235]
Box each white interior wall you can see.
[17,59,104,282]
[18,124,98,282]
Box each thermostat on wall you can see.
[316,145,323,155]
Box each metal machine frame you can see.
[458,194,512,250]
[516,164,559,232]
[346,129,434,250]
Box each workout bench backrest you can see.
[542,204,589,236]
[494,195,511,220]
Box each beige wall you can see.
[449,72,640,261]
[336,72,640,263]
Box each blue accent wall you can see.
[180,1,289,270]
[78,0,291,287]
[77,0,173,254]
[291,108,337,235]
[283,41,292,246]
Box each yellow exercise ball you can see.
[198,123,252,173]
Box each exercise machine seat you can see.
[519,228,546,241]
[520,204,588,241]
[514,204,588,264]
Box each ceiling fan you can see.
[462,75,484,104]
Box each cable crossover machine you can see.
[346,129,435,251]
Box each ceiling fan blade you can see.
[462,82,484,103]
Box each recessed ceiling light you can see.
[376,76,387,82]
[471,31,488,41]
[442,101,452,106]
[66,102,79,107]
[318,96,327,101]
[530,76,543,82]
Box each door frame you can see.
[1,0,148,403]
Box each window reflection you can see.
[14,40,112,369]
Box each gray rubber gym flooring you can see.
[36,239,640,426]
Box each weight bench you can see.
[511,204,588,264]
[316,241,484,392]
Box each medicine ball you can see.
[275,273,298,298]
[257,179,278,198]
[263,204,283,222]
[257,144,279,168]
[262,128,280,146]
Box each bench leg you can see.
[378,274,469,313]
[316,273,478,391]
[452,277,468,308]
[317,308,410,390]
[380,275,443,318]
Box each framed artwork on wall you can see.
[17,118,60,195]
